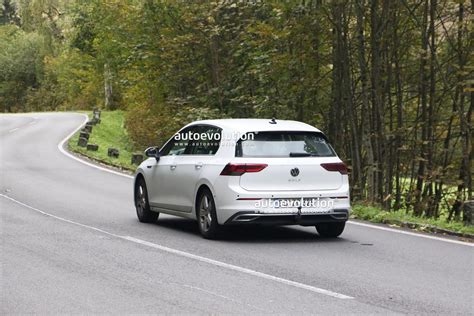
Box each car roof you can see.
[187,119,322,133]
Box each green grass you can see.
[351,204,474,235]
[68,111,140,171]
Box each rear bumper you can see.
[212,175,350,224]
[224,209,349,226]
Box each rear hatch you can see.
[238,158,344,191]
[235,131,346,191]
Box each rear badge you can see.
[290,167,300,177]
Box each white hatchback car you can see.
[134,119,350,239]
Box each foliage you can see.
[0,25,44,112]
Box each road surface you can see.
[1,113,473,314]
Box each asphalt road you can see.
[1,113,473,315]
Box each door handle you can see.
[195,162,203,170]
[170,164,177,170]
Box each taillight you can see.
[220,163,268,176]
[320,162,348,175]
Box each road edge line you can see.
[347,220,473,246]
[123,236,353,299]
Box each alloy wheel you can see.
[136,184,146,217]
[199,195,213,232]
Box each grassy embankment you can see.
[68,111,140,171]
[352,204,473,236]
[68,110,473,236]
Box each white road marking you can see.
[347,220,473,247]
[0,193,354,300]
[7,117,37,132]
[57,113,133,179]
[56,113,473,246]
[122,236,353,299]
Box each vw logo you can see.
[290,167,300,177]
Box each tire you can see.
[197,189,221,239]
[135,178,159,223]
[315,222,345,238]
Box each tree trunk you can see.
[449,2,472,221]
[369,0,385,204]
[425,0,437,217]
[356,0,374,201]
[104,63,114,110]
[414,1,429,216]
[392,1,403,210]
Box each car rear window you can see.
[235,131,336,157]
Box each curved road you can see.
[1,113,473,314]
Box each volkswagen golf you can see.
[134,119,350,239]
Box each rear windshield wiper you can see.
[289,152,312,157]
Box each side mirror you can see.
[145,147,160,162]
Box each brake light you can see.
[320,162,348,175]
[220,163,268,176]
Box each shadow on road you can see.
[152,217,348,243]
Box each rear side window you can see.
[160,125,222,156]
[188,126,221,155]
[160,127,192,156]
[235,131,336,158]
